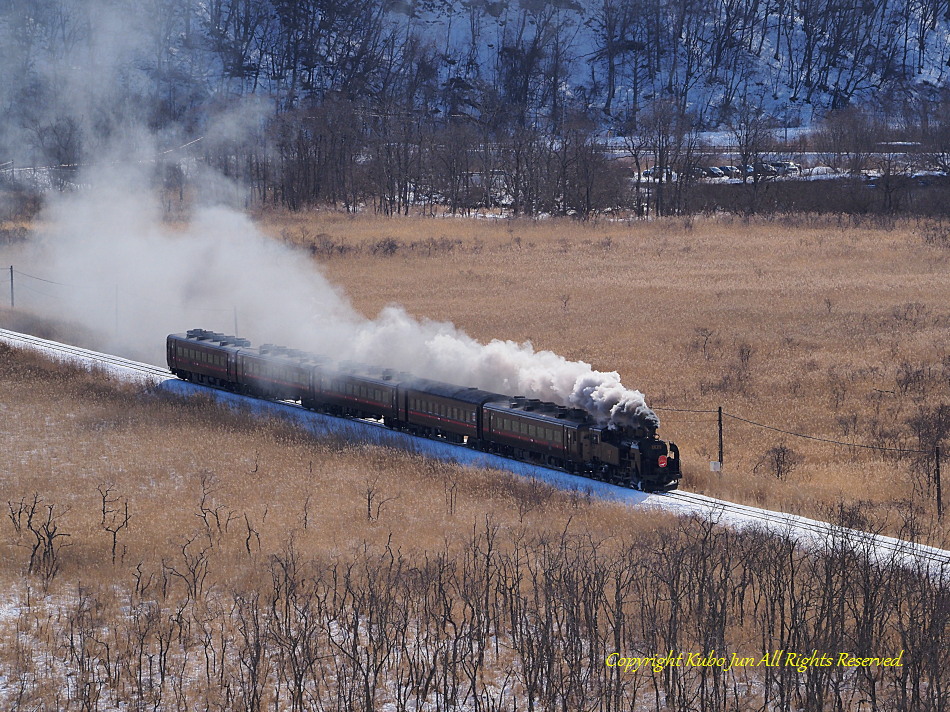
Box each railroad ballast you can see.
[166,329,681,491]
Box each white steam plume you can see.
[5,147,658,430]
[345,307,658,428]
[0,0,658,431]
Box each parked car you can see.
[718,165,742,178]
[642,166,675,181]
[753,162,778,176]
[770,161,801,176]
[704,166,725,178]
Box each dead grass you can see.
[3,209,947,539]
[255,211,950,536]
[1,343,947,711]
[0,343,670,590]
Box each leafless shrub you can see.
[756,442,803,480]
[701,342,756,395]
[444,479,458,516]
[304,232,357,258]
[1,516,949,710]
[98,483,132,565]
[828,372,848,410]
[410,236,462,255]
[889,301,931,328]
[8,494,72,588]
[370,237,401,256]
[62,586,109,710]
[196,471,237,543]
[895,360,941,399]
[233,591,270,712]
[918,222,950,248]
[163,534,212,602]
[301,491,312,530]
[822,500,872,530]
[268,544,327,711]
[835,413,859,437]
[0,224,29,244]
[688,327,720,359]
[364,475,399,522]
[736,341,755,370]
[243,513,262,556]
[906,403,950,451]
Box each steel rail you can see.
[660,489,950,569]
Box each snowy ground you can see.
[2,327,948,576]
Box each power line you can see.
[722,411,929,454]
[16,282,70,301]
[9,266,237,317]
[14,269,95,289]
[653,405,718,414]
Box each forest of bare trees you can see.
[2,0,950,217]
[4,512,948,711]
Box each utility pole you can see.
[718,406,724,471]
[937,445,942,520]
[9,265,13,308]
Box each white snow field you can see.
[2,327,948,577]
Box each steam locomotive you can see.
[166,329,682,491]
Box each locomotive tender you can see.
[166,329,681,491]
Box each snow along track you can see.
[0,328,173,384]
[2,327,949,577]
[660,489,950,572]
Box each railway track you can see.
[3,327,949,575]
[660,489,950,571]
[0,328,171,383]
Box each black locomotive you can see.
[166,329,682,491]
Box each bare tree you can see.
[97,483,132,565]
[8,494,72,588]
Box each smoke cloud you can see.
[6,152,658,428]
[346,307,659,428]
[0,0,658,430]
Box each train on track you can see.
[166,329,682,491]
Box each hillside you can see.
[3,0,950,220]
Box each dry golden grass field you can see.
[1,345,948,712]
[3,207,950,710]
[0,346,655,583]
[261,212,950,541]
[1,210,948,542]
